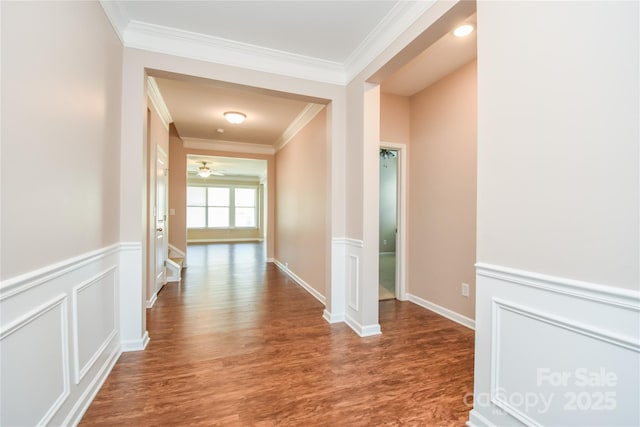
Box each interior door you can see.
[155,146,168,289]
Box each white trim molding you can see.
[146,291,158,309]
[0,243,132,426]
[380,141,408,301]
[274,103,326,152]
[332,237,364,248]
[146,76,173,130]
[121,330,150,353]
[469,263,640,427]
[0,243,121,300]
[476,263,640,309]
[343,0,436,82]
[0,294,70,427]
[183,137,275,155]
[345,314,381,338]
[407,293,475,330]
[124,20,345,85]
[323,309,345,324]
[99,1,437,85]
[71,267,118,384]
[273,259,326,305]
[187,238,263,244]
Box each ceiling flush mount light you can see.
[453,24,474,37]
[224,111,246,124]
[197,162,211,178]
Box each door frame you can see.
[380,141,408,301]
[155,145,168,290]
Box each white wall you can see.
[470,2,640,426]
[0,2,127,425]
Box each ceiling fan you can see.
[197,162,224,178]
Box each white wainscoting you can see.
[324,238,349,324]
[330,238,381,337]
[468,263,640,427]
[0,243,144,426]
[273,259,326,305]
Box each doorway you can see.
[379,142,407,301]
[379,148,397,300]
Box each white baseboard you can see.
[187,238,263,243]
[62,345,121,426]
[266,258,275,263]
[121,330,149,352]
[273,259,326,305]
[146,291,158,309]
[323,309,344,324]
[345,314,381,337]
[466,409,495,427]
[406,293,475,330]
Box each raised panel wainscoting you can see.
[468,264,640,427]
[0,243,145,426]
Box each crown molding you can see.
[123,20,346,85]
[101,1,438,86]
[146,77,173,130]
[273,103,326,153]
[344,0,436,83]
[99,1,127,43]
[183,138,275,156]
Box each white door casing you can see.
[381,141,408,301]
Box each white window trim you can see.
[187,184,258,229]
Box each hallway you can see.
[81,243,474,426]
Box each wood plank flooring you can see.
[81,243,475,426]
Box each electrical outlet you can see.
[285,262,289,268]
[383,240,387,245]
[461,283,470,297]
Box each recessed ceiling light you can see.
[453,24,474,37]
[224,111,246,124]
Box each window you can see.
[187,185,257,228]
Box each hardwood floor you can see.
[81,243,475,426]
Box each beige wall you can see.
[380,92,410,144]
[477,1,639,289]
[408,60,477,319]
[168,124,187,253]
[0,1,122,279]
[275,109,327,296]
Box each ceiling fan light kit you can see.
[196,161,224,178]
[197,162,212,178]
